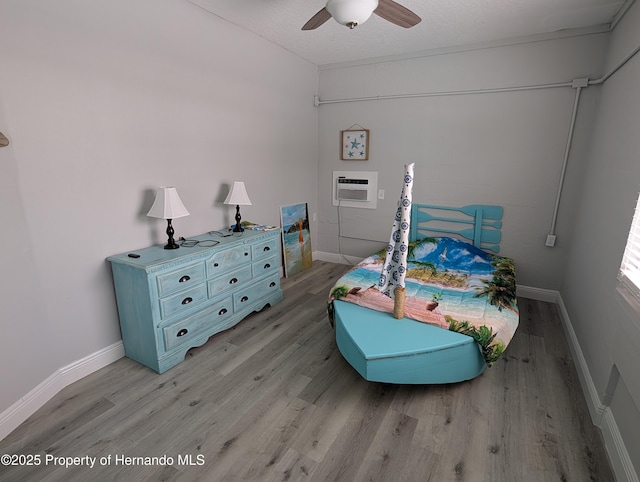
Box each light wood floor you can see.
[1,261,614,481]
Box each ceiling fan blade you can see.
[374,0,421,28]
[302,7,332,30]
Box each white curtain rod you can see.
[315,41,639,106]
[315,32,640,105]
[590,41,640,85]
[315,81,572,105]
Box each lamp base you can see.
[232,205,244,232]
[164,219,180,249]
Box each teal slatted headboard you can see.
[410,204,503,253]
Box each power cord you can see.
[208,230,244,238]
[176,228,247,248]
[336,201,387,266]
[336,202,359,266]
[178,237,220,248]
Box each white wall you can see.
[0,100,57,416]
[0,0,318,419]
[316,34,608,290]
[561,1,640,478]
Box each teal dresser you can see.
[107,229,282,373]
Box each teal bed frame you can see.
[410,203,503,253]
[333,203,505,385]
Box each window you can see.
[619,192,640,298]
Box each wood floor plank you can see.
[265,448,317,482]
[228,396,314,481]
[351,408,418,482]
[295,363,369,464]
[0,262,615,482]
[307,382,397,481]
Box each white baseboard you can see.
[314,250,362,266]
[556,295,638,482]
[0,342,124,441]
[601,407,640,482]
[555,296,607,422]
[516,285,559,303]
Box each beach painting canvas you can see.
[280,203,313,277]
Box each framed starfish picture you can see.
[341,129,369,160]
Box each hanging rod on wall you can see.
[548,79,587,241]
[589,41,640,85]
[315,33,640,106]
[315,81,572,105]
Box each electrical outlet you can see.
[545,234,556,247]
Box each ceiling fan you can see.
[302,0,421,30]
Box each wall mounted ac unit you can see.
[337,178,369,202]
[332,171,377,209]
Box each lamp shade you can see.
[147,187,190,219]
[224,182,252,206]
[327,0,378,27]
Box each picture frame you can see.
[280,203,313,277]
[341,129,369,160]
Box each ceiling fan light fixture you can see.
[326,0,379,28]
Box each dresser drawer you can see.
[159,284,208,320]
[251,237,279,261]
[233,273,280,311]
[156,262,205,297]
[206,245,251,277]
[208,265,252,298]
[252,254,278,278]
[163,298,233,351]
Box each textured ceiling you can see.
[185,0,627,66]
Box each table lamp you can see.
[147,186,190,249]
[224,181,252,232]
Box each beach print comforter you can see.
[328,237,519,365]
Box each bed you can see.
[328,203,519,384]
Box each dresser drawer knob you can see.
[177,329,188,337]
[264,263,271,269]
[269,282,276,288]
[241,296,249,303]
[218,308,228,316]
[214,262,219,267]
[244,252,249,256]
[229,277,238,284]
[178,275,191,283]
[181,297,193,305]
[263,246,270,252]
